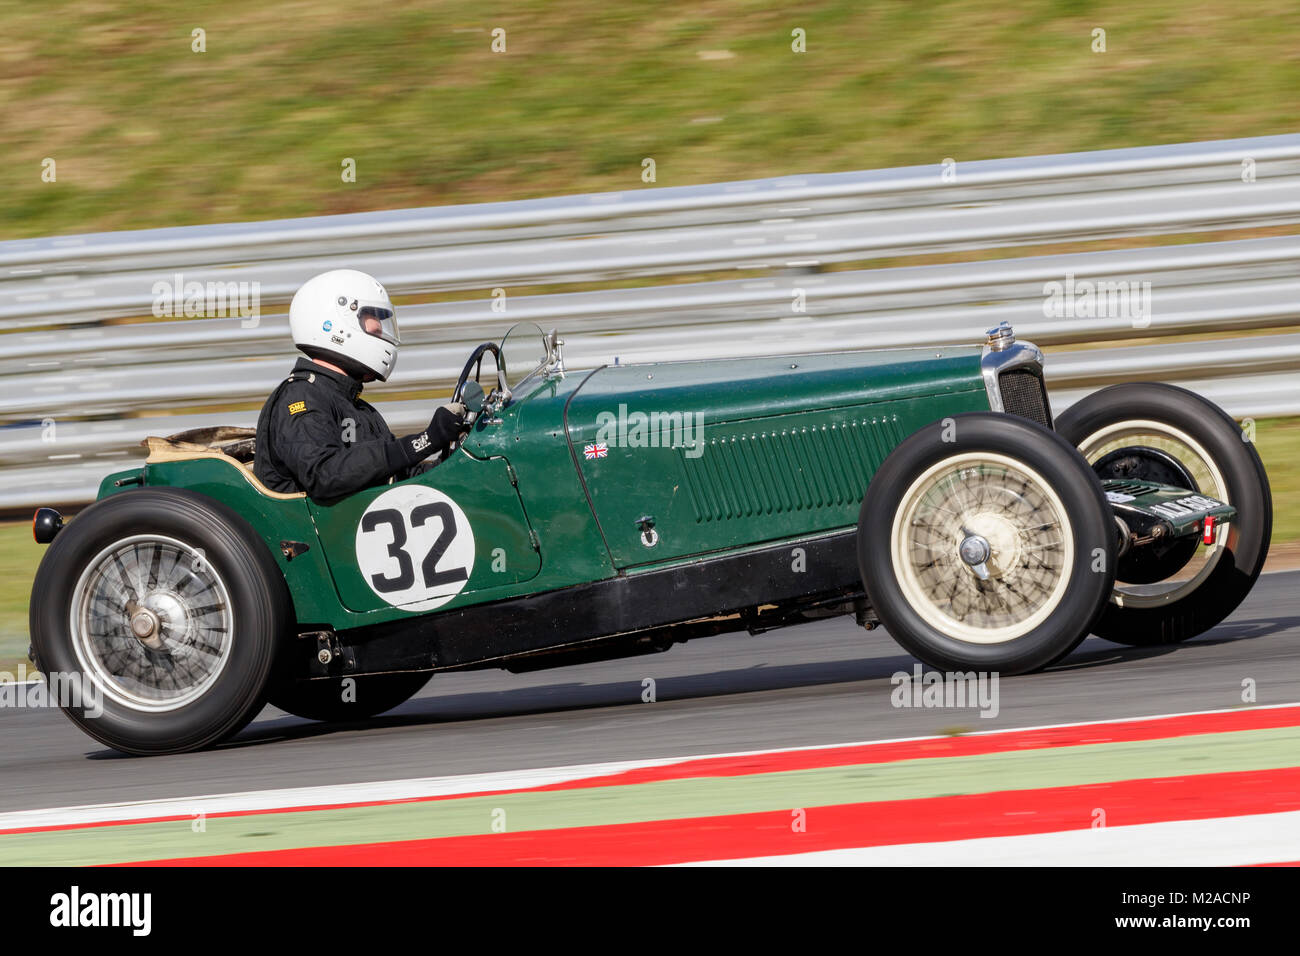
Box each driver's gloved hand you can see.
[397,402,466,465]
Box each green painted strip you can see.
[5,725,1299,866]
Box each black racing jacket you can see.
[254,359,416,501]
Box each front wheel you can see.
[858,413,1116,674]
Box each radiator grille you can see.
[679,415,903,522]
[998,369,1053,428]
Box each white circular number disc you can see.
[355,486,475,611]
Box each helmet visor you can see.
[356,302,399,345]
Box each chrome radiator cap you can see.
[985,322,1015,351]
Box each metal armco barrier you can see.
[2,134,1297,508]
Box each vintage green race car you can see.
[29,322,1272,754]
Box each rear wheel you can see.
[859,413,1116,674]
[1055,383,1272,645]
[269,672,432,722]
[29,489,290,755]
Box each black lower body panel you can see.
[299,530,862,677]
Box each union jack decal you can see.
[584,442,608,460]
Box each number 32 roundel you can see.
[354,486,476,611]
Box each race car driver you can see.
[254,269,467,501]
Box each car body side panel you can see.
[106,346,992,632]
[306,450,542,613]
[464,372,617,590]
[564,349,989,568]
[138,458,339,628]
[134,455,572,632]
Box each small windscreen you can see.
[499,322,549,388]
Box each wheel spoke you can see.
[147,544,163,591]
[71,535,234,712]
[895,454,1074,643]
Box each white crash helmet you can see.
[288,269,400,381]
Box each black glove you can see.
[398,402,466,466]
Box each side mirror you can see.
[460,379,486,416]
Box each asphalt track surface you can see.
[2,570,1298,814]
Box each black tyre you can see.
[29,489,291,755]
[859,413,1116,674]
[1055,382,1272,645]
[269,671,432,722]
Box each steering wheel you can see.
[408,344,503,468]
[452,342,506,409]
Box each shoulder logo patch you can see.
[288,400,307,415]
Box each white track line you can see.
[3,701,1298,834]
[683,809,1300,867]
[0,757,686,833]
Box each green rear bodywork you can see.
[95,345,991,632]
[1100,479,1236,536]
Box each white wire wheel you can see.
[889,452,1074,645]
[859,413,1115,674]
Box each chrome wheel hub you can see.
[70,535,234,712]
[958,531,992,580]
[129,605,162,644]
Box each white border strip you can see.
[682,809,1300,867]
[2,701,1298,834]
